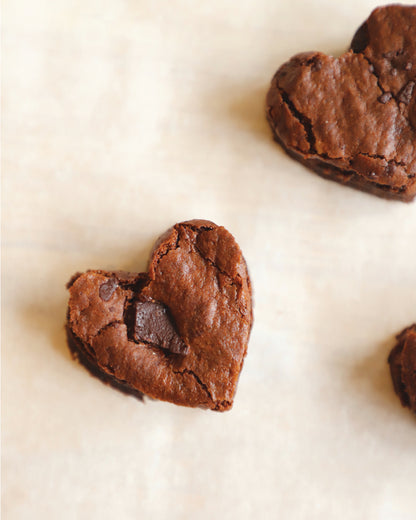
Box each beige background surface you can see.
[3,1,416,518]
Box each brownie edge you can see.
[388,324,416,414]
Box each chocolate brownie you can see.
[388,324,416,414]
[266,5,416,201]
[66,220,253,411]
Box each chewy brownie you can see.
[66,220,253,411]
[388,324,416,414]
[266,5,416,201]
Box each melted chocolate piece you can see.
[99,278,118,301]
[133,301,189,355]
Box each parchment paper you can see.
[3,1,416,518]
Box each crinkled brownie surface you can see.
[266,5,416,201]
[66,220,253,411]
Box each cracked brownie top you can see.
[266,4,416,201]
[66,220,253,411]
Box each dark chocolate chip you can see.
[379,92,392,104]
[134,301,189,355]
[99,278,118,301]
[398,81,415,105]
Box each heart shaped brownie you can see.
[389,324,416,414]
[266,5,416,201]
[66,220,253,411]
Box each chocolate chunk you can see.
[398,81,415,105]
[133,300,189,355]
[379,92,392,104]
[99,278,118,301]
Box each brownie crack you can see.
[152,230,181,268]
[95,319,126,338]
[181,222,215,232]
[276,85,317,154]
[269,101,409,188]
[192,237,251,323]
[150,223,251,323]
[356,152,406,168]
[173,368,214,403]
[359,54,390,97]
[360,53,415,109]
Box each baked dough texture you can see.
[66,220,253,411]
[266,5,416,201]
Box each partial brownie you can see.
[66,220,253,411]
[266,5,416,201]
[388,324,416,414]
